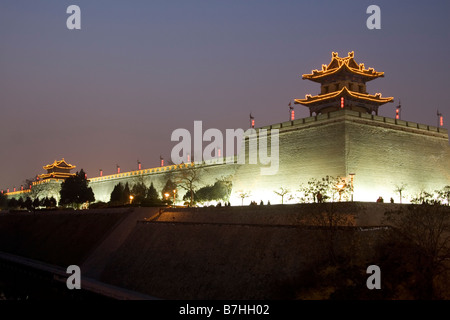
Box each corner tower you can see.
[38,158,76,181]
[295,51,393,116]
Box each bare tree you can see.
[394,183,407,204]
[384,204,450,299]
[176,166,203,206]
[238,191,251,206]
[306,203,355,265]
[274,187,290,204]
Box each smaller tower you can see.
[38,159,76,181]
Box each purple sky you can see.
[1,0,449,190]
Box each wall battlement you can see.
[261,110,448,140]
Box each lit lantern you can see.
[117,165,120,174]
[341,97,344,109]
[218,148,221,157]
[395,108,400,120]
[21,185,23,191]
[138,161,142,170]
[100,169,103,177]
[160,156,164,167]
[437,111,444,127]
[289,101,294,121]
[187,154,190,163]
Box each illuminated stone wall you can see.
[89,162,239,204]
[88,110,450,205]
[345,112,450,202]
[7,110,449,206]
[230,110,450,204]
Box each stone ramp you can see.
[81,207,161,279]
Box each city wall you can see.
[5,110,450,205]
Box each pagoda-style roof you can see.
[295,86,393,106]
[38,172,76,180]
[43,158,76,171]
[302,51,385,83]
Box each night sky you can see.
[1,0,449,190]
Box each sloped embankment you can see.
[0,209,128,267]
[100,205,385,299]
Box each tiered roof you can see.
[295,51,393,115]
[302,51,385,83]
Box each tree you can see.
[17,197,24,209]
[306,202,355,265]
[176,167,203,206]
[383,204,450,299]
[110,183,125,204]
[8,198,18,209]
[436,186,450,205]
[191,180,232,205]
[410,190,435,205]
[23,176,38,191]
[123,182,131,204]
[33,197,41,209]
[131,182,147,204]
[142,182,162,206]
[24,197,33,211]
[0,193,8,209]
[43,197,52,208]
[299,176,350,203]
[238,191,251,206]
[59,169,95,208]
[49,196,57,208]
[274,187,290,204]
[162,178,178,205]
[394,183,407,204]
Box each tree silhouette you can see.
[24,197,33,211]
[131,182,147,204]
[32,197,41,209]
[142,182,162,206]
[176,167,203,206]
[8,198,18,209]
[59,169,95,208]
[189,180,232,205]
[238,191,251,206]
[110,183,125,204]
[383,204,450,299]
[394,184,407,204]
[0,192,8,209]
[274,187,290,204]
[162,178,178,204]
